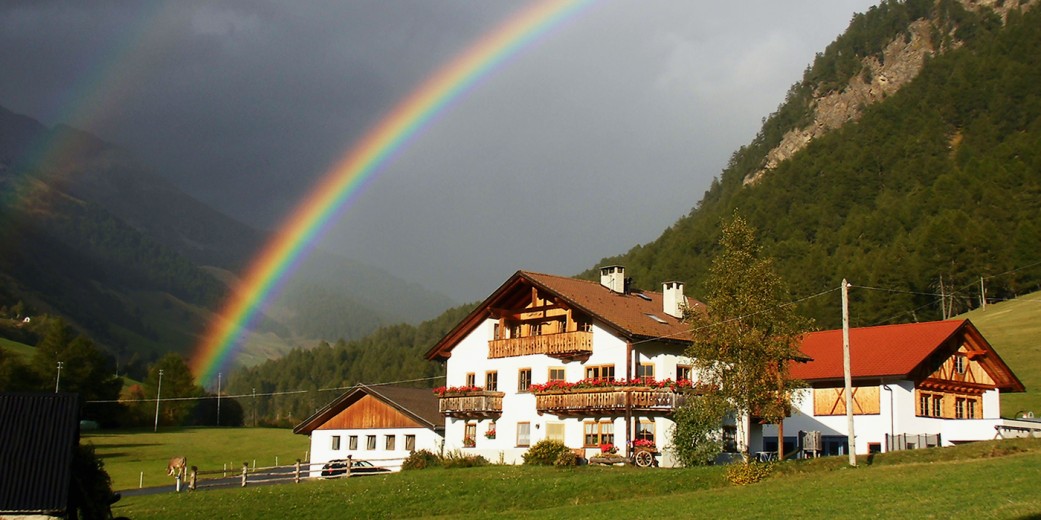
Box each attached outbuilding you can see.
[294,384,443,475]
[761,319,1025,456]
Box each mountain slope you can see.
[0,105,453,371]
[587,0,1041,329]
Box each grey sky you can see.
[0,1,878,302]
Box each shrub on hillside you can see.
[522,440,571,466]
[553,450,579,467]
[441,451,489,469]
[401,450,442,470]
[725,460,772,485]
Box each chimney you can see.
[599,265,626,294]
[662,281,685,319]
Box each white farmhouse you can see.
[424,267,703,467]
[760,319,1025,457]
[294,384,444,475]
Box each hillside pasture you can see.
[959,289,1041,417]
[84,427,309,491]
[115,437,1041,519]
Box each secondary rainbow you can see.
[190,0,595,384]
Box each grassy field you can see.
[0,335,35,362]
[114,437,1041,519]
[84,427,310,491]
[959,289,1041,417]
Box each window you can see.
[583,421,614,447]
[546,423,565,442]
[636,363,655,382]
[676,365,692,381]
[348,435,358,450]
[585,364,615,381]
[636,422,655,445]
[516,422,531,447]
[955,398,965,419]
[548,367,565,382]
[405,435,416,451]
[954,355,966,374]
[331,435,341,451]
[366,435,376,450]
[518,368,532,392]
[464,423,477,447]
[932,395,943,418]
[466,372,476,387]
[385,435,396,451]
[485,371,498,391]
[967,399,977,419]
[531,322,543,336]
[919,393,930,416]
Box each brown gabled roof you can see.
[791,319,1025,392]
[293,384,442,435]
[425,270,700,360]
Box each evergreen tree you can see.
[144,353,202,426]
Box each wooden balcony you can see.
[535,387,687,416]
[488,331,593,360]
[438,391,505,419]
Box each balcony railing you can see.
[438,391,505,419]
[535,387,686,416]
[488,331,593,360]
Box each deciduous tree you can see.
[684,214,812,460]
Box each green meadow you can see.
[111,436,1041,519]
[84,427,310,491]
[960,289,1041,418]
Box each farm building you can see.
[764,319,1026,456]
[0,393,82,519]
[424,267,705,467]
[421,267,1027,465]
[294,384,443,475]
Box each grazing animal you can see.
[167,456,187,479]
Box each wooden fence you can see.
[164,456,406,493]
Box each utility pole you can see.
[842,279,856,467]
[154,369,164,432]
[217,372,222,427]
[980,276,986,311]
[939,276,947,319]
[252,387,257,427]
[55,361,63,393]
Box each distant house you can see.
[0,393,81,519]
[294,384,444,475]
[759,319,1026,456]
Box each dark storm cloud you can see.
[0,1,877,301]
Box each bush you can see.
[725,460,772,485]
[441,451,489,468]
[401,450,442,471]
[553,450,579,467]
[522,440,572,466]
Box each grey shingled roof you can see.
[0,393,80,515]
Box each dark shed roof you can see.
[0,393,81,515]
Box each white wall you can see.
[442,316,691,467]
[762,381,1006,455]
[308,427,443,477]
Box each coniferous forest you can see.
[586,1,1041,329]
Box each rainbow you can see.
[190,0,595,384]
